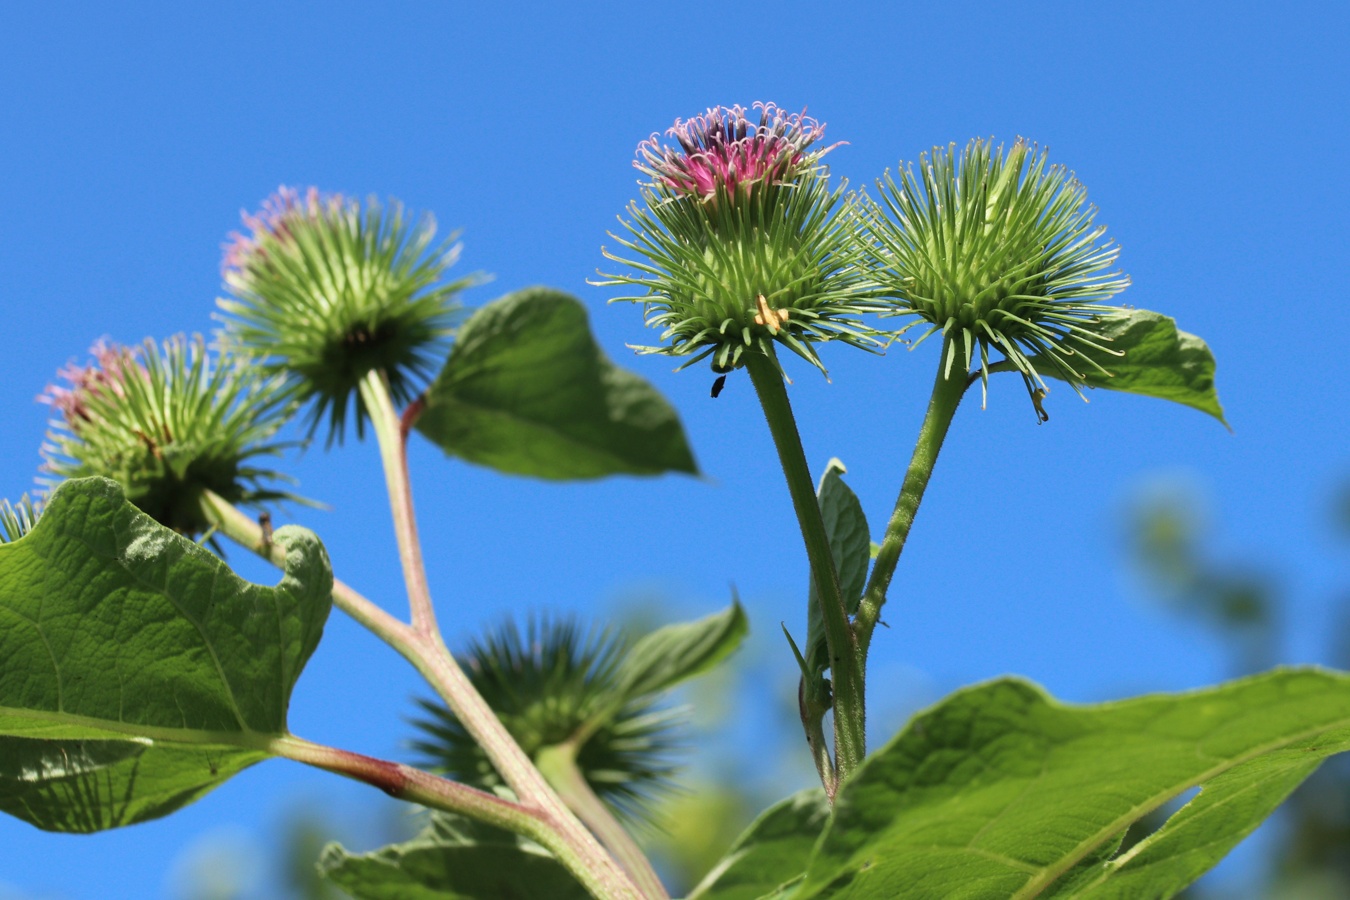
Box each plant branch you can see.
[743,347,865,783]
[272,734,538,834]
[855,336,969,653]
[200,496,649,899]
[359,370,440,637]
[273,735,639,900]
[199,490,408,648]
[537,742,669,900]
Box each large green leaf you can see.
[0,477,331,832]
[790,669,1350,899]
[417,287,699,479]
[320,812,589,899]
[614,601,748,702]
[687,790,831,900]
[804,459,870,676]
[1033,309,1227,426]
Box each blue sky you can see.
[1,2,1347,897]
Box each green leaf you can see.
[792,669,1350,899]
[687,789,830,900]
[804,459,870,675]
[1034,309,1227,426]
[0,477,331,832]
[417,286,699,479]
[320,812,589,899]
[614,601,748,702]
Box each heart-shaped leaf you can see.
[0,477,331,832]
[417,287,698,479]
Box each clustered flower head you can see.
[411,616,681,825]
[39,336,298,536]
[863,139,1131,405]
[598,102,881,376]
[219,187,477,441]
[635,102,836,201]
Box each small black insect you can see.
[258,511,274,555]
[711,374,728,398]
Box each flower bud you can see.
[410,616,680,824]
[864,139,1130,403]
[39,336,298,536]
[218,188,477,440]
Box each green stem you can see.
[743,348,865,782]
[273,736,633,900]
[538,743,670,900]
[855,337,969,653]
[199,490,408,648]
[359,370,440,637]
[272,734,538,834]
[202,480,646,895]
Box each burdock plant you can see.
[2,108,1267,900]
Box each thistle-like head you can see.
[599,102,878,376]
[864,139,1130,404]
[219,187,478,441]
[39,336,298,536]
[410,616,681,825]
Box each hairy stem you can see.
[359,370,440,637]
[743,348,865,783]
[538,743,670,900]
[855,336,969,653]
[201,507,647,897]
[272,734,538,834]
[273,736,636,900]
[199,490,409,648]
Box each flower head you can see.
[410,616,681,825]
[864,139,1131,404]
[598,103,879,376]
[218,187,478,441]
[636,102,835,201]
[40,336,299,536]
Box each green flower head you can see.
[39,336,299,536]
[410,616,681,825]
[864,139,1131,404]
[598,103,880,376]
[218,187,478,441]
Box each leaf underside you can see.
[1034,308,1227,426]
[320,811,590,900]
[0,477,332,831]
[695,669,1350,900]
[417,286,699,480]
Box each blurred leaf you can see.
[614,601,748,702]
[417,287,698,479]
[789,670,1350,899]
[1032,309,1227,426]
[319,812,588,899]
[0,477,331,832]
[686,789,829,900]
[804,459,870,676]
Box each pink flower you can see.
[635,102,838,200]
[221,186,343,274]
[39,340,142,426]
